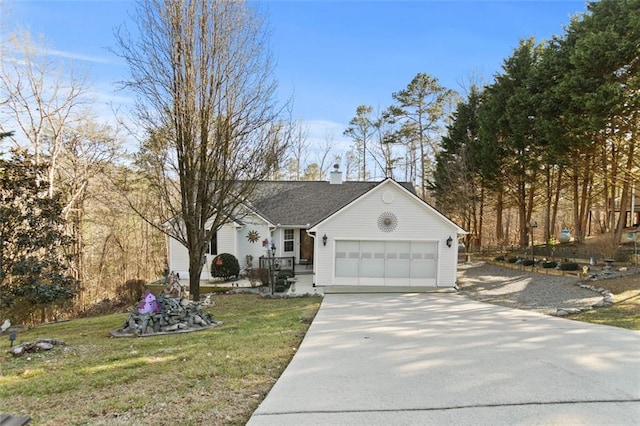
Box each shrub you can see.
[116,279,147,304]
[247,267,270,287]
[541,261,557,269]
[79,299,128,317]
[558,262,579,271]
[273,276,291,293]
[278,269,294,280]
[211,253,240,281]
[507,257,519,264]
[494,255,505,262]
[522,259,535,266]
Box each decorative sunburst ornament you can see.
[377,212,398,232]
[247,230,260,243]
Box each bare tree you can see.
[285,120,309,180]
[315,131,337,180]
[114,0,289,300]
[0,0,11,57]
[0,30,90,197]
[55,118,122,291]
[344,150,358,181]
[344,105,374,180]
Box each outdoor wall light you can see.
[446,236,453,248]
[322,234,328,246]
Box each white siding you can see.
[202,224,237,280]
[169,236,189,280]
[169,221,242,281]
[168,210,276,282]
[236,219,271,270]
[313,181,460,288]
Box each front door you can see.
[300,229,314,263]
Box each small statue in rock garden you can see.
[137,290,160,314]
[162,271,184,298]
[202,294,215,307]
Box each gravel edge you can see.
[455,261,614,315]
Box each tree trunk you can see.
[572,154,594,243]
[518,179,527,248]
[544,165,552,245]
[614,120,636,243]
[479,188,485,248]
[496,190,504,245]
[74,205,84,307]
[188,247,206,302]
[550,166,563,241]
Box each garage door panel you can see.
[360,241,385,278]
[385,241,411,278]
[335,240,438,287]
[335,241,359,278]
[411,241,437,279]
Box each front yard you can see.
[0,294,321,425]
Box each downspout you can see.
[306,229,317,287]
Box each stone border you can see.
[554,284,614,317]
[110,320,223,338]
[484,260,616,317]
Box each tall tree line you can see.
[432,0,640,250]
[0,25,166,320]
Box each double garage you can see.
[334,240,438,286]
[310,180,465,291]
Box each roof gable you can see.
[309,178,466,233]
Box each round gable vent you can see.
[382,190,395,204]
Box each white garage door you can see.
[335,240,438,286]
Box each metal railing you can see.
[258,256,296,273]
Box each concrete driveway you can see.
[248,293,640,425]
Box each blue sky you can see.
[5,0,589,152]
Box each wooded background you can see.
[0,0,638,321]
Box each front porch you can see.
[258,256,313,275]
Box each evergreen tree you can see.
[0,148,77,321]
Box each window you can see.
[208,231,217,255]
[284,229,294,252]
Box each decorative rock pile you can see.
[9,338,66,357]
[111,292,222,337]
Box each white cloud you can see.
[47,48,114,65]
[303,119,351,152]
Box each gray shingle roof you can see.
[249,180,415,227]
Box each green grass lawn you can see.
[0,294,321,425]
[567,275,640,330]
[2,274,638,425]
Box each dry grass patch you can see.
[0,294,321,425]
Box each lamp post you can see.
[634,230,638,266]
[270,242,276,295]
